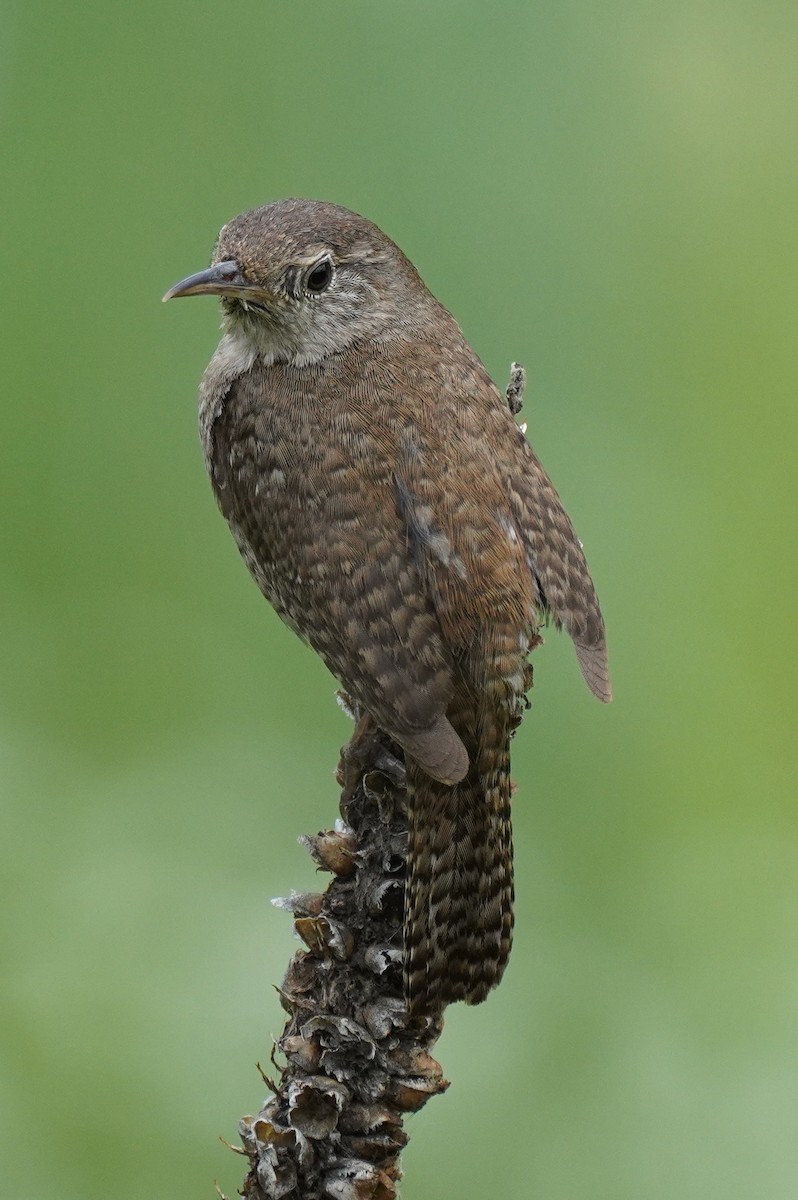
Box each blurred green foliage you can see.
[2,2,796,1197]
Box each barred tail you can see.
[404,741,514,1015]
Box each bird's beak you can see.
[162,260,251,302]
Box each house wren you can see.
[164,199,611,1015]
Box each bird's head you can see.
[163,199,437,365]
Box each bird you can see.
[164,199,611,1016]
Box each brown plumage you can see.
[164,199,611,1015]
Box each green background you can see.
[3,3,796,1197]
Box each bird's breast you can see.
[203,356,403,627]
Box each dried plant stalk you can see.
[237,712,448,1200]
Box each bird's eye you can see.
[304,259,334,294]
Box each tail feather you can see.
[404,751,514,1014]
[402,631,526,1015]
